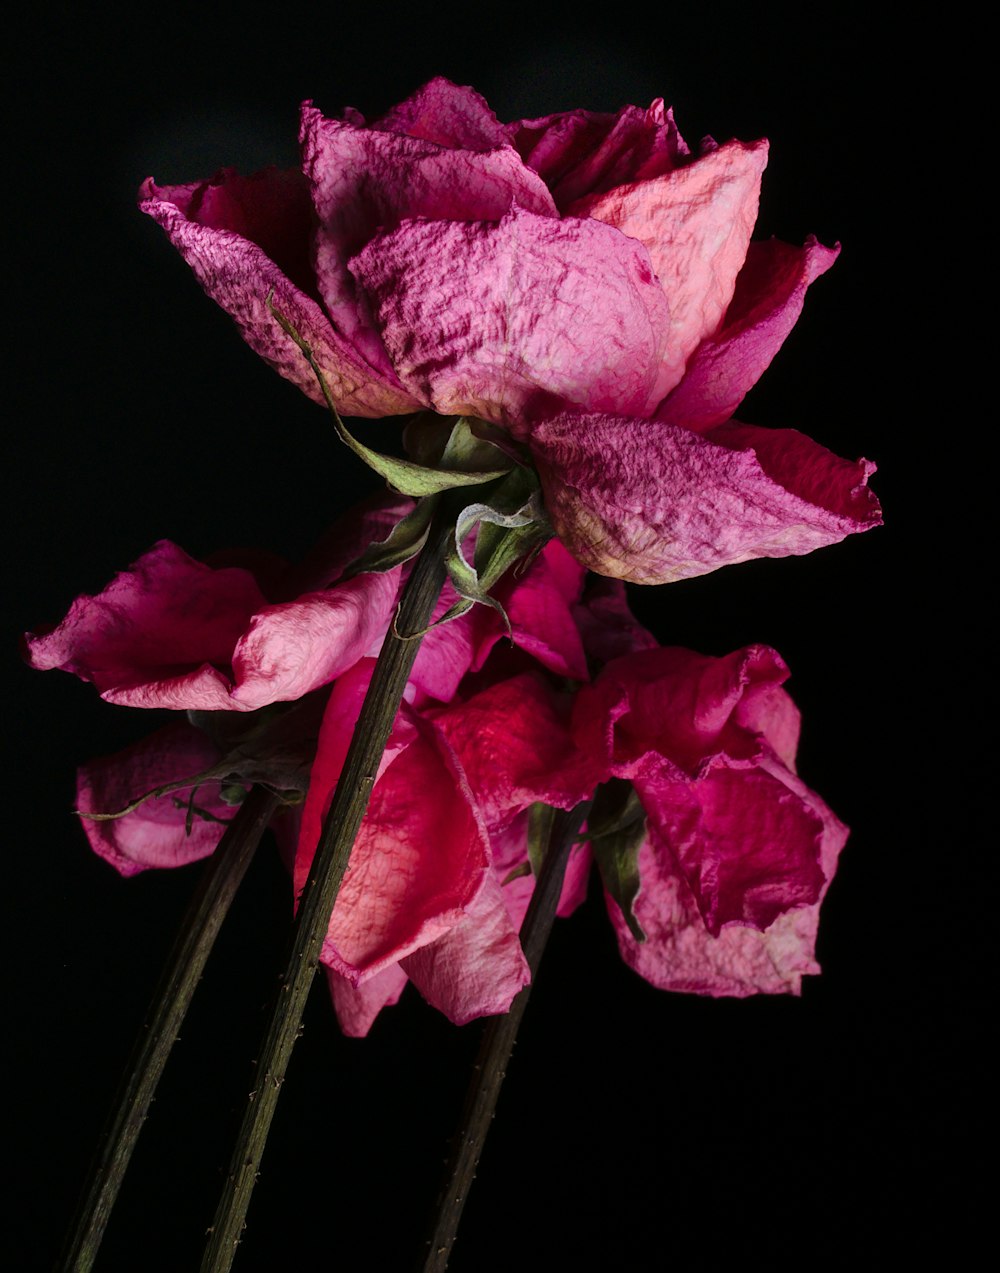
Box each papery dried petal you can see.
[530,412,881,584]
[326,963,409,1038]
[373,76,509,149]
[350,205,672,426]
[656,236,840,429]
[76,722,231,877]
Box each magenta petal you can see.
[325,963,409,1038]
[571,139,768,395]
[401,873,530,1025]
[296,681,491,981]
[301,105,556,377]
[610,785,848,994]
[25,541,267,710]
[489,539,588,681]
[657,237,840,430]
[372,76,509,149]
[350,205,672,426]
[636,764,827,935]
[572,577,658,666]
[530,412,881,584]
[573,644,792,780]
[435,672,600,829]
[76,722,231,877]
[140,176,420,418]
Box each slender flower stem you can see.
[59,785,279,1273]
[201,513,451,1272]
[419,799,592,1273]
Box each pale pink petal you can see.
[635,765,827,935]
[435,672,600,829]
[229,569,401,709]
[140,175,420,418]
[25,541,267,711]
[529,412,881,584]
[301,105,556,376]
[401,873,530,1025]
[656,236,840,429]
[325,963,409,1038]
[572,645,791,780]
[350,205,672,427]
[76,722,232,877]
[372,76,509,149]
[295,679,490,981]
[571,140,768,397]
[508,99,688,208]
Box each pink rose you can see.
[24,495,588,712]
[141,77,880,584]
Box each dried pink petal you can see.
[76,722,231,877]
[530,412,881,583]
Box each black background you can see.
[7,4,979,1270]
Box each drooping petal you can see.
[372,76,509,149]
[656,236,840,429]
[350,205,673,427]
[139,172,420,418]
[434,672,600,829]
[295,672,491,982]
[325,963,409,1038]
[300,105,556,377]
[570,140,768,396]
[635,763,827,936]
[529,412,881,584]
[401,872,530,1025]
[572,645,792,780]
[607,828,818,996]
[25,541,267,710]
[76,722,232,877]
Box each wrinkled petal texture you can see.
[301,106,556,376]
[373,77,509,149]
[435,672,601,829]
[611,768,848,993]
[326,963,409,1038]
[572,140,768,396]
[140,171,420,417]
[351,205,672,427]
[296,671,491,982]
[25,541,267,710]
[657,236,839,429]
[401,872,530,1025]
[76,722,231,877]
[530,412,881,583]
[26,530,402,711]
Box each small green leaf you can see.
[526,802,558,877]
[342,493,440,577]
[587,779,648,942]
[268,298,513,495]
[501,861,533,886]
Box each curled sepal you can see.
[77,761,238,823]
[343,493,440,577]
[268,296,512,495]
[404,413,517,475]
[587,778,648,941]
[442,467,553,633]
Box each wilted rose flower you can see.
[24,495,588,713]
[141,77,880,584]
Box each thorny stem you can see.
[419,799,592,1273]
[58,785,279,1273]
[200,509,451,1272]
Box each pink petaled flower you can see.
[141,77,880,585]
[24,496,588,714]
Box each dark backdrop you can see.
[8,4,978,1270]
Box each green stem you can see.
[419,799,592,1273]
[201,512,451,1271]
[58,785,279,1273]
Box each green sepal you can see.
[342,493,440,577]
[500,861,533,887]
[587,779,648,942]
[526,801,558,877]
[268,297,513,495]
